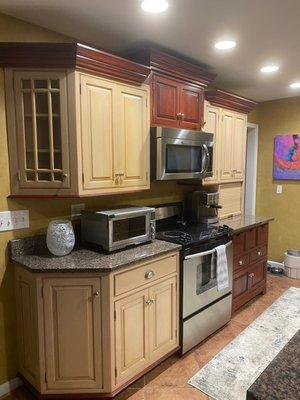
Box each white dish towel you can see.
[216,244,229,291]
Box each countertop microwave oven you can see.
[81,206,156,252]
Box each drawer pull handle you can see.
[257,251,262,256]
[146,299,155,306]
[145,270,155,279]
[239,260,243,266]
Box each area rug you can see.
[188,287,300,400]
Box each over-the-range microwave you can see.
[151,127,214,180]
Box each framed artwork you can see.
[273,134,300,180]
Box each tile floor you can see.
[5,275,300,400]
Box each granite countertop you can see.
[247,329,300,400]
[221,215,274,234]
[10,235,181,273]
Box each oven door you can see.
[157,137,213,180]
[108,211,152,251]
[182,241,233,319]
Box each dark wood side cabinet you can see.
[232,224,269,312]
[122,48,216,130]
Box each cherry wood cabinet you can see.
[152,74,204,130]
[14,251,179,397]
[232,224,269,312]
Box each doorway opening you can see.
[244,123,258,215]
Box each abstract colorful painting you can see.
[273,134,300,180]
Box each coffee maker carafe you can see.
[188,191,222,225]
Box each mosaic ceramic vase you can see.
[46,220,75,256]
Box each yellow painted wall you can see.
[0,13,192,385]
[256,97,300,262]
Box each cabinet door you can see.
[116,85,149,188]
[80,75,117,190]
[149,277,178,362]
[115,289,149,384]
[14,71,70,189]
[43,277,102,391]
[232,113,246,180]
[233,269,249,301]
[249,261,266,291]
[152,75,180,127]
[179,85,204,130]
[219,110,234,181]
[203,103,220,184]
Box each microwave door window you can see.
[196,254,217,295]
[112,216,146,242]
[166,144,202,173]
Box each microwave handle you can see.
[184,241,232,260]
[201,144,210,174]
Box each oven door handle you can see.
[184,241,232,260]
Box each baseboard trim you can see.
[0,377,22,398]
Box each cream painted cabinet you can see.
[114,275,178,385]
[43,277,103,391]
[203,102,247,185]
[203,103,220,184]
[149,277,177,362]
[114,289,149,384]
[5,69,149,197]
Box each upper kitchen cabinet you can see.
[122,48,216,130]
[204,89,257,185]
[0,43,150,197]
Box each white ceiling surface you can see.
[1,0,300,101]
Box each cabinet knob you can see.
[249,273,255,278]
[145,270,155,279]
[239,260,243,266]
[145,299,154,306]
[93,291,100,297]
[62,173,68,180]
[258,251,262,256]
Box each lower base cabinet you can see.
[14,252,179,397]
[232,224,268,312]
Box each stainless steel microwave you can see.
[151,127,214,180]
[81,207,156,252]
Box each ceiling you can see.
[0,0,300,102]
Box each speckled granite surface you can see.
[221,215,274,234]
[10,235,181,273]
[246,329,300,400]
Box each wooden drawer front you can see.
[114,254,177,297]
[233,232,245,257]
[233,253,250,272]
[250,245,267,263]
[249,261,266,290]
[245,228,256,251]
[233,270,249,300]
[257,224,268,245]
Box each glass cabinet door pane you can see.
[35,92,48,114]
[23,93,32,115]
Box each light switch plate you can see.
[71,203,85,220]
[276,185,283,194]
[0,210,29,232]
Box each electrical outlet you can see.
[71,203,85,220]
[276,185,283,194]
[0,210,29,232]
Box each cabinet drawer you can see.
[114,254,177,297]
[233,253,250,272]
[250,245,267,263]
[245,228,256,251]
[233,232,245,257]
[257,224,268,245]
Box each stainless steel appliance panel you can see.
[182,241,233,318]
[182,294,232,354]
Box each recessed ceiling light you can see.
[260,65,279,73]
[289,82,300,89]
[214,40,236,50]
[141,0,169,13]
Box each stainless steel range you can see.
[155,204,233,354]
